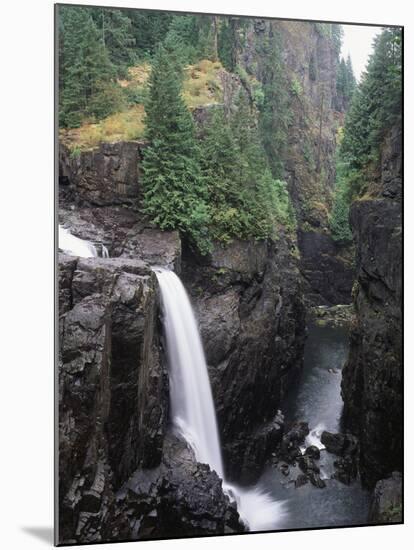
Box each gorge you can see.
[57,7,402,545]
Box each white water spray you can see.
[155,268,287,531]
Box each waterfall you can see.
[58,225,109,258]
[155,268,287,532]
[58,225,98,258]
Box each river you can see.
[260,321,371,530]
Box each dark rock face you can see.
[115,434,243,540]
[182,238,306,483]
[369,472,402,524]
[320,431,358,457]
[58,255,169,543]
[59,141,144,206]
[341,127,402,488]
[298,230,354,305]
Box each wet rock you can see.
[320,431,358,457]
[116,434,244,539]
[308,472,326,489]
[59,201,182,271]
[298,455,320,474]
[369,472,402,524]
[280,463,290,476]
[304,445,321,460]
[333,456,357,485]
[58,255,168,544]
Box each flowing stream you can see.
[260,322,370,529]
[155,268,287,532]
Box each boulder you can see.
[304,445,321,460]
[320,431,358,457]
[369,471,402,524]
[115,434,244,540]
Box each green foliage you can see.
[142,45,210,254]
[340,28,402,197]
[127,10,173,57]
[59,5,125,127]
[291,77,303,97]
[90,8,136,76]
[218,17,237,71]
[201,94,295,243]
[336,55,356,109]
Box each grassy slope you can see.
[60,59,225,151]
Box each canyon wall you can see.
[234,19,354,304]
[341,126,402,488]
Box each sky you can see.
[341,24,383,81]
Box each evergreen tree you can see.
[90,8,136,76]
[142,45,210,253]
[201,107,251,242]
[201,93,296,242]
[59,6,123,127]
[128,11,173,57]
[340,27,402,195]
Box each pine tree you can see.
[142,45,210,253]
[59,6,123,127]
[341,28,402,186]
[128,11,173,57]
[201,108,250,242]
[90,8,136,76]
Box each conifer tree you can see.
[142,45,210,253]
[201,108,250,242]
[90,8,136,76]
[59,6,123,127]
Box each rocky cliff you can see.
[182,236,306,483]
[58,252,242,543]
[58,139,307,539]
[341,126,402,488]
[233,19,354,305]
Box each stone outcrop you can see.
[341,127,402,488]
[59,199,181,271]
[115,434,243,541]
[182,236,306,483]
[58,255,169,543]
[59,141,145,206]
[369,472,402,524]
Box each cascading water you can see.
[58,225,109,259]
[58,225,98,258]
[155,268,287,531]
